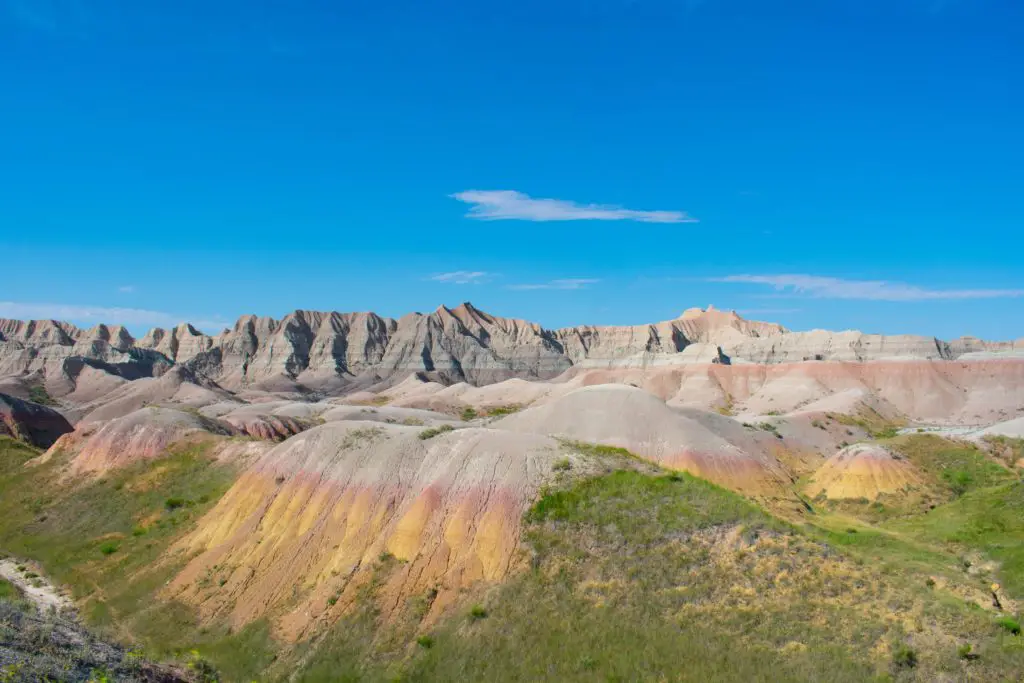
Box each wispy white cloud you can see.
[429,271,493,285]
[712,274,1024,302]
[507,278,600,291]
[451,190,696,224]
[117,285,135,293]
[0,301,230,333]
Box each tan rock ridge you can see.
[2,305,1022,397]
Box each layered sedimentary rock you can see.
[64,406,224,475]
[166,422,567,637]
[0,392,74,448]
[3,305,1023,396]
[805,444,924,500]
[495,384,791,495]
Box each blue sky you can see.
[2,0,1022,339]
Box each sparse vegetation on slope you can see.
[3,431,1023,681]
[0,438,275,681]
[406,469,1024,681]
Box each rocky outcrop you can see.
[0,393,74,448]
[166,421,569,637]
[3,305,1022,394]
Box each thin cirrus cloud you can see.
[451,190,696,224]
[712,274,1024,301]
[507,278,600,291]
[0,301,230,333]
[429,271,493,285]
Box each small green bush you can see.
[98,541,119,556]
[942,469,972,497]
[486,405,521,417]
[469,605,488,620]
[892,644,917,669]
[418,424,455,440]
[957,643,973,659]
[461,407,478,421]
[27,385,57,406]
[552,457,572,472]
[165,497,187,510]
[416,635,435,649]
[996,616,1021,635]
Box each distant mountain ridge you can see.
[1,303,1022,393]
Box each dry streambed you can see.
[0,557,73,613]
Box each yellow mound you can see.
[165,422,565,639]
[805,444,923,501]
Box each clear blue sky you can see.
[2,0,1022,340]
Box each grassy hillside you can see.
[0,435,275,681]
[2,434,1022,681]
[403,469,1023,682]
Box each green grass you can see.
[417,424,454,440]
[819,434,1018,524]
[0,438,276,681]
[27,384,58,407]
[888,434,1014,495]
[525,469,772,536]
[826,408,906,439]
[559,439,637,461]
[460,407,478,421]
[485,404,522,417]
[889,480,1024,595]
[983,434,1024,468]
[0,577,17,600]
[404,472,884,681]
[404,468,1024,681]
[0,434,41,470]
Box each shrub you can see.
[957,643,973,659]
[461,407,478,421]
[552,457,572,472]
[98,541,119,556]
[27,385,57,407]
[416,635,434,649]
[418,424,455,440]
[186,650,220,682]
[996,616,1021,635]
[469,605,488,620]
[165,496,186,510]
[872,426,901,439]
[486,405,521,417]
[942,469,972,497]
[892,644,917,669]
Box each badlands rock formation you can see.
[804,444,924,501]
[0,392,73,448]
[494,385,791,495]
[166,422,568,637]
[4,304,1022,397]
[4,303,1024,651]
